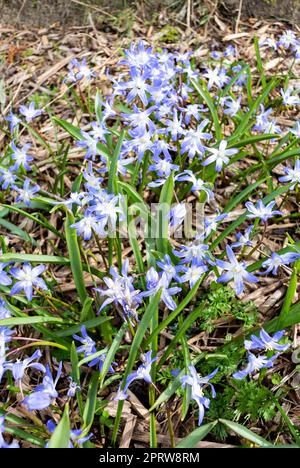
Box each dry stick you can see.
[235,0,243,34]
[186,0,191,31]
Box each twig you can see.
[235,0,243,34]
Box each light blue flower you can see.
[115,351,157,400]
[5,349,45,383]
[180,365,218,425]
[10,142,33,171]
[23,362,62,410]
[142,268,181,311]
[245,200,282,222]
[244,329,289,352]
[6,112,21,132]
[180,259,208,288]
[203,140,238,172]
[216,245,259,295]
[233,352,280,379]
[261,251,300,275]
[231,225,254,249]
[19,102,43,122]
[10,263,47,301]
[279,160,300,189]
[12,179,40,206]
[0,263,12,287]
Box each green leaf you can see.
[0,253,69,264]
[83,372,100,430]
[229,78,279,142]
[80,297,94,322]
[64,210,87,305]
[95,90,103,123]
[0,316,65,326]
[112,291,161,444]
[176,421,217,448]
[156,173,174,255]
[277,266,298,329]
[191,79,222,141]
[100,323,127,386]
[108,130,124,194]
[144,277,204,348]
[48,403,71,448]
[157,304,203,370]
[70,341,83,416]
[0,218,36,245]
[219,419,273,447]
[0,204,64,239]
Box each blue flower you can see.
[10,263,47,301]
[120,67,151,106]
[278,30,297,49]
[180,259,208,288]
[156,254,182,282]
[0,263,12,286]
[119,41,154,69]
[70,212,105,241]
[6,112,21,132]
[5,349,45,384]
[181,120,212,158]
[148,155,179,178]
[216,245,259,295]
[223,96,242,117]
[76,131,100,160]
[231,225,254,249]
[245,200,283,222]
[23,362,62,410]
[115,351,157,400]
[121,104,156,133]
[67,378,81,398]
[224,45,236,57]
[19,102,43,122]
[95,261,142,319]
[244,329,289,352]
[165,110,185,141]
[280,88,300,106]
[261,251,300,275]
[173,241,209,264]
[12,179,40,206]
[252,104,273,132]
[75,58,96,81]
[233,352,280,379]
[203,140,238,172]
[0,299,11,320]
[0,167,17,190]
[176,170,214,200]
[0,327,14,349]
[142,268,181,311]
[204,213,228,237]
[10,142,33,171]
[180,365,218,425]
[73,326,96,357]
[279,160,300,189]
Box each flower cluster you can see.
[233,329,290,379]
